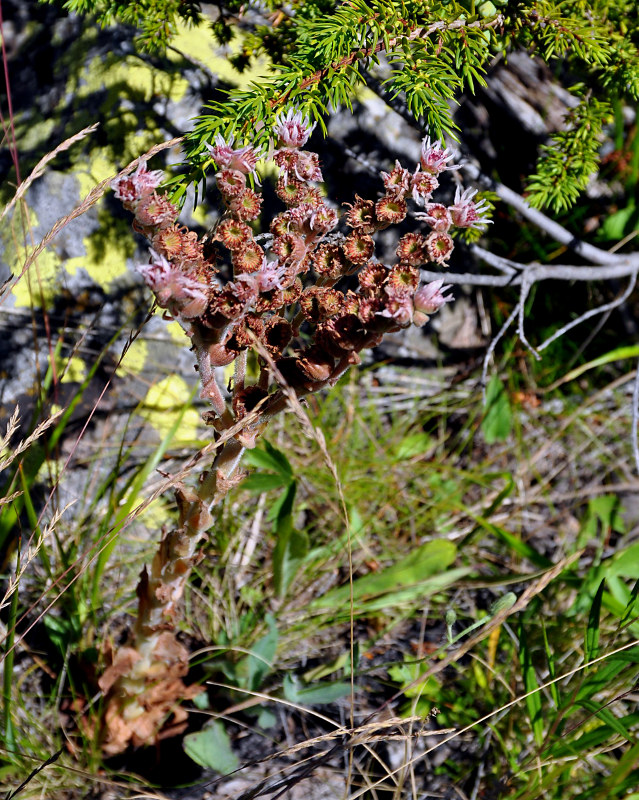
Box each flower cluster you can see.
[112,118,491,445]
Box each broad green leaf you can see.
[388,661,441,699]
[247,613,278,691]
[283,674,352,705]
[481,375,511,444]
[394,432,433,460]
[312,539,459,609]
[242,472,289,493]
[601,203,637,240]
[243,440,293,480]
[183,721,239,773]
[272,482,308,597]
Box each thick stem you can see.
[99,437,246,753]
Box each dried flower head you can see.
[375,195,407,225]
[358,262,388,295]
[344,195,376,233]
[264,315,293,356]
[425,231,455,265]
[216,169,247,199]
[232,241,265,274]
[312,243,348,279]
[276,177,305,205]
[380,160,412,197]
[216,218,253,250]
[152,225,203,264]
[272,233,306,266]
[343,232,374,265]
[388,264,420,294]
[135,192,179,229]
[230,188,263,221]
[300,286,343,322]
[396,233,427,266]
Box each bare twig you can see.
[463,162,632,267]
[537,272,637,353]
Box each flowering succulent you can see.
[105,135,487,746]
[120,129,490,423]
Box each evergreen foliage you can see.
[42,0,639,211]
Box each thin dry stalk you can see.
[0,123,100,224]
[0,407,63,473]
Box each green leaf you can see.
[518,622,544,748]
[585,580,605,666]
[578,699,635,743]
[312,540,461,610]
[552,345,639,388]
[272,482,309,597]
[247,613,278,691]
[243,440,293,480]
[394,432,433,460]
[601,203,637,241]
[481,375,511,444]
[183,721,239,773]
[242,472,289,493]
[282,674,352,705]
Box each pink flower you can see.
[410,170,439,205]
[273,109,316,148]
[449,186,493,230]
[413,279,453,323]
[238,258,288,293]
[294,150,323,182]
[419,136,461,175]
[137,249,209,318]
[111,159,164,204]
[415,203,453,233]
[380,289,414,327]
[206,134,263,175]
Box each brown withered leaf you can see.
[98,646,141,694]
